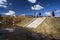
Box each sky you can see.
[0,0,60,16]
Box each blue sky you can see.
[0,0,60,16]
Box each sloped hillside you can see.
[16,16,33,27]
[2,16,33,28]
[35,17,60,39]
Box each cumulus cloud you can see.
[0,0,7,8]
[28,0,36,3]
[55,10,60,13]
[31,4,44,10]
[5,10,16,16]
[45,12,51,15]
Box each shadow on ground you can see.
[0,27,59,40]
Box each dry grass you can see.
[34,17,60,39]
[16,16,33,27]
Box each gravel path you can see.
[24,18,36,27]
[26,17,46,29]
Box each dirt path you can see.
[26,17,46,29]
[24,18,36,27]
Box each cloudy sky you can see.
[0,0,60,16]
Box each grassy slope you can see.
[34,17,60,39]
[16,16,33,27]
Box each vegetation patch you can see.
[34,17,60,40]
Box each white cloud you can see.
[5,10,16,16]
[0,0,7,8]
[45,12,51,15]
[55,10,60,13]
[31,4,44,10]
[28,0,36,3]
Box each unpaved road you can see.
[26,17,46,29]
